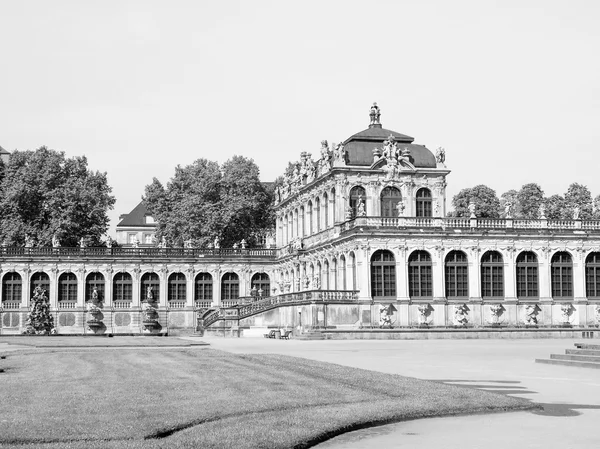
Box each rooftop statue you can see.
[435,147,446,165]
[369,102,381,126]
[52,234,61,248]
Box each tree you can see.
[499,189,518,218]
[544,194,567,219]
[0,147,115,246]
[143,156,274,248]
[593,195,600,219]
[451,185,501,218]
[22,286,55,335]
[564,183,593,219]
[516,183,544,219]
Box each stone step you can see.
[574,343,600,350]
[566,348,600,356]
[535,358,600,369]
[295,332,328,341]
[551,353,600,363]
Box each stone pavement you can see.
[198,336,600,449]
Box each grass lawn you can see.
[0,345,536,449]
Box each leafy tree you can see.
[593,195,600,219]
[544,194,567,219]
[516,183,545,219]
[144,156,273,248]
[451,185,501,218]
[499,189,518,218]
[0,147,115,246]
[564,183,593,219]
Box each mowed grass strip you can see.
[0,348,536,448]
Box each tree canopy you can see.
[143,156,273,247]
[452,185,501,218]
[0,147,115,246]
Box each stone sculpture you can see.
[453,303,469,326]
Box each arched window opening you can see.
[113,272,133,302]
[323,192,329,229]
[331,188,336,224]
[251,273,270,297]
[408,251,432,298]
[30,272,50,296]
[340,255,347,290]
[299,206,305,237]
[85,272,105,302]
[58,273,77,303]
[323,260,330,290]
[221,272,240,300]
[445,251,468,298]
[2,272,22,304]
[586,252,600,299]
[517,252,539,299]
[307,201,313,235]
[315,197,321,232]
[371,250,396,298]
[141,272,160,302]
[481,251,504,298]
[195,272,213,302]
[350,186,366,217]
[168,273,186,302]
[380,186,401,217]
[552,252,573,299]
[416,188,432,217]
[349,252,357,291]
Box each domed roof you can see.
[342,103,437,168]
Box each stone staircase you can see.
[536,343,600,369]
[294,330,331,341]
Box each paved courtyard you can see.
[199,336,600,449]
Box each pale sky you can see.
[1,0,599,235]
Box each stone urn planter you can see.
[142,302,161,333]
[86,303,105,334]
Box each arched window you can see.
[416,188,432,217]
[2,272,22,304]
[168,273,186,301]
[58,273,77,303]
[586,252,600,299]
[315,197,321,232]
[380,186,401,217]
[251,273,270,297]
[516,252,538,299]
[141,272,160,302]
[332,258,338,290]
[445,251,468,298]
[299,206,305,237]
[195,272,213,301]
[221,273,239,300]
[481,251,504,298]
[307,201,313,235]
[350,186,366,217]
[408,251,432,298]
[349,252,357,290]
[85,272,105,302]
[331,188,336,224]
[552,252,573,299]
[323,192,329,229]
[371,250,396,297]
[323,260,330,290]
[30,272,50,296]
[113,272,133,301]
[340,255,347,290]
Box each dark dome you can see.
[342,104,437,168]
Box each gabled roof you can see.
[117,201,155,227]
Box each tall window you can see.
[221,273,239,300]
[371,250,396,297]
[408,251,432,298]
[349,186,366,217]
[446,251,469,298]
[307,201,313,235]
[516,252,538,299]
[141,272,160,302]
[481,251,504,298]
[586,252,600,299]
[332,258,338,290]
[315,197,321,232]
[58,273,77,302]
[331,188,336,224]
[323,260,330,290]
[340,255,347,290]
[30,272,50,296]
[2,272,22,303]
[113,272,133,301]
[195,273,213,301]
[251,273,270,297]
[552,252,573,299]
[349,252,357,290]
[168,273,187,301]
[323,192,329,229]
[416,188,432,217]
[299,206,305,237]
[85,272,105,302]
[380,186,401,217]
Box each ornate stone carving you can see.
[435,147,446,166]
[489,304,504,325]
[453,303,469,326]
[525,304,540,326]
[369,102,381,126]
[560,303,573,326]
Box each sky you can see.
[1,0,599,235]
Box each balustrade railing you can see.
[112,301,131,309]
[168,301,186,309]
[1,301,22,310]
[195,300,212,309]
[58,301,77,309]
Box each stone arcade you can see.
[1,104,600,337]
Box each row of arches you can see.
[280,186,434,245]
[281,252,358,291]
[371,249,600,300]
[1,271,272,303]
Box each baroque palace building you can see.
[1,104,600,336]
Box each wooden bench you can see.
[264,330,277,339]
[280,330,292,340]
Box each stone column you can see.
[49,267,59,309]
[397,249,409,301]
[186,268,195,307]
[212,269,221,307]
[22,268,31,308]
[432,250,445,301]
[468,252,481,302]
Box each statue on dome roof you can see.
[369,102,381,126]
[435,147,446,166]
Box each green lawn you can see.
[0,344,536,448]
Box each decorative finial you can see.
[369,102,381,128]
